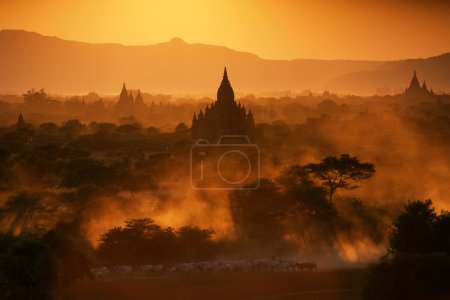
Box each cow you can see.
[90,266,109,281]
[111,265,133,276]
[295,262,317,271]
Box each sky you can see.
[0,0,449,60]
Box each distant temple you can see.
[134,89,144,109]
[16,113,27,130]
[404,71,435,99]
[117,83,147,116]
[117,83,135,115]
[191,68,255,141]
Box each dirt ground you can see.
[57,269,367,300]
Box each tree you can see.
[177,226,215,261]
[389,199,450,255]
[364,253,450,300]
[229,179,287,245]
[97,218,218,265]
[277,165,334,221]
[276,165,339,252]
[435,211,450,254]
[23,88,48,106]
[305,154,375,203]
[60,119,84,138]
[117,123,141,134]
[38,122,59,133]
[365,199,450,299]
[0,233,58,300]
[390,199,436,254]
[43,220,94,285]
[147,126,160,135]
[0,193,48,234]
[98,218,178,265]
[276,165,311,188]
[60,161,121,189]
[175,122,189,133]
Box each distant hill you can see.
[0,30,449,95]
[327,53,450,95]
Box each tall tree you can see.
[305,154,375,203]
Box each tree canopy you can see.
[389,199,450,255]
[305,154,375,203]
[97,218,217,265]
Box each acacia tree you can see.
[305,154,375,203]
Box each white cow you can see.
[91,266,109,280]
[112,265,133,275]
[139,264,165,275]
[138,259,317,276]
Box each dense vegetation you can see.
[0,89,449,298]
[364,200,450,300]
[98,219,217,265]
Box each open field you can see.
[57,269,367,300]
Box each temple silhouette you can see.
[191,68,255,142]
[16,113,27,130]
[404,71,435,99]
[117,83,144,115]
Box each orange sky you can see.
[0,0,449,60]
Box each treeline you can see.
[2,87,449,133]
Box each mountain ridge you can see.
[1,29,449,95]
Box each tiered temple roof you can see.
[192,68,254,142]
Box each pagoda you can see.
[192,68,255,141]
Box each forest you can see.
[0,88,450,299]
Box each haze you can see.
[1,0,450,60]
[1,1,450,299]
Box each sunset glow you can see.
[1,1,450,299]
[1,0,449,60]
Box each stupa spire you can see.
[217,66,234,102]
[16,113,27,130]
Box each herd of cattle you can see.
[91,259,317,279]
